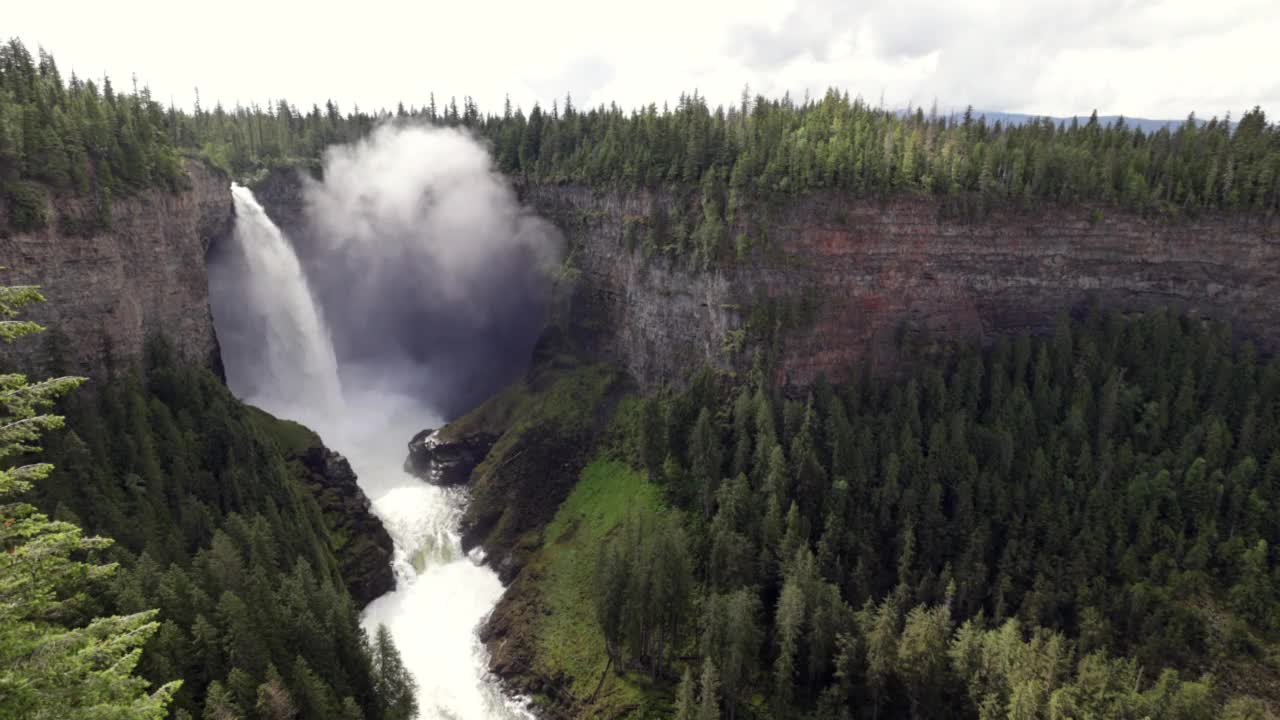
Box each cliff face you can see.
[251,165,310,241]
[523,185,1280,388]
[0,160,233,374]
[243,170,1280,390]
[293,445,396,608]
[0,162,399,609]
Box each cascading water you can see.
[209,185,532,720]
[214,185,344,428]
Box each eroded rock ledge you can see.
[404,428,498,486]
[293,445,396,608]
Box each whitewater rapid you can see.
[333,392,531,720]
[211,185,530,720]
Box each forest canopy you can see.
[182,88,1280,217]
[3,38,1278,231]
[586,309,1280,718]
[0,283,417,718]
[27,338,418,720]
[0,40,184,232]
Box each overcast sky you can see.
[11,0,1277,120]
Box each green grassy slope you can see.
[531,458,668,717]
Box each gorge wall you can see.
[0,161,397,610]
[12,156,1260,413]
[522,185,1280,388]
[0,159,232,375]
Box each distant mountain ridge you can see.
[972,110,1184,133]
[913,109,1225,134]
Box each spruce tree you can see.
[372,624,417,720]
[674,666,697,720]
[697,657,721,720]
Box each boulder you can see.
[404,428,498,486]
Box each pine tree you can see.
[895,602,954,717]
[773,577,804,709]
[202,681,242,720]
[690,407,723,518]
[339,696,366,720]
[701,589,761,717]
[698,657,721,720]
[289,656,340,719]
[254,664,297,720]
[0,282,178,719]
[674,666,697,720]
[372,624,417,720]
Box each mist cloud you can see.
[292,124,564,419]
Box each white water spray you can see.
[211,185,531,720]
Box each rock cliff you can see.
[0,159,233,375]
[293,445,396,608]
[0,161,400,614]
[523,185,1280,389]
[250,164,311,243]
[245,170,1280,393]
[0,162,399,607]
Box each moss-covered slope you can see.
[437,334,628,582]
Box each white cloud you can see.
[10,0,1276,119]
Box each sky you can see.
[10,0,1277,121]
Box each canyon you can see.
[10,158,1280,592]
[6,159,1280,717]
[8,161,1276,398]
[523,184,1280,390]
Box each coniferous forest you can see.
[0,41,185,234]
[588,309,1280,718]
[1,302,418,717]
[35,337,415,720]
[4,36,1280,720]
[2,36,1279,238]
[183,90,1280,218]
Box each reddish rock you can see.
[522,185,1280,389]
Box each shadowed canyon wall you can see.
[522,185,1280,388]
[251,143,563,421]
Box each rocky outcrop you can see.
[402,416,600,584]
[523,185,1280,389]
[480,565,576,716]
[293,445,396,608]
[0,159,233,375]
[458,420,597,583]
[404,428,498,486]
[250,164,312,243]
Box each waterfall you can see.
[213,185,343,428]
[210,185,532,720]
